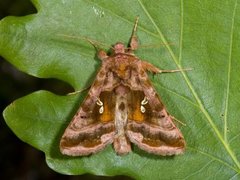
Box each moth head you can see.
[113,42,125,54]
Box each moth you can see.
[60,17,186,156]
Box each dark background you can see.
[0,0,132,179]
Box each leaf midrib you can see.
[224,0,238,142]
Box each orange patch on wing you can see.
[132,108,144,122]
[100,102,113,122]
[128,91,145,122]
[99,91,115,123]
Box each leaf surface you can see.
[1,0,240,179]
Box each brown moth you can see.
[60,17,186,156]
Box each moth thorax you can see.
[114,85,130,96]
[116,64,129,79]
[114,43,125,54]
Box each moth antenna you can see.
[67,86,90,96]
[129,16,139,51]
[158,68,193,73]
[109,45,115,51]
[132,16,139,35]
[171,116,186,126]
[57,34,110,50]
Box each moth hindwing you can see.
[60,17,186,156]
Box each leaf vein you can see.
[229,172,240,180]
[184,160,214,179]
[188,147,239,173]
[179,0,184,63]
[224,0,238,142]
[156,84,199,108]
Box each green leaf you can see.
[1,0,240,179]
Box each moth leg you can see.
[141,61,192,74]
[67,86,91,95]
[170,115,186,126]
[141,61,161,74]
[97,50,109,61]
[129,16,139,51]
